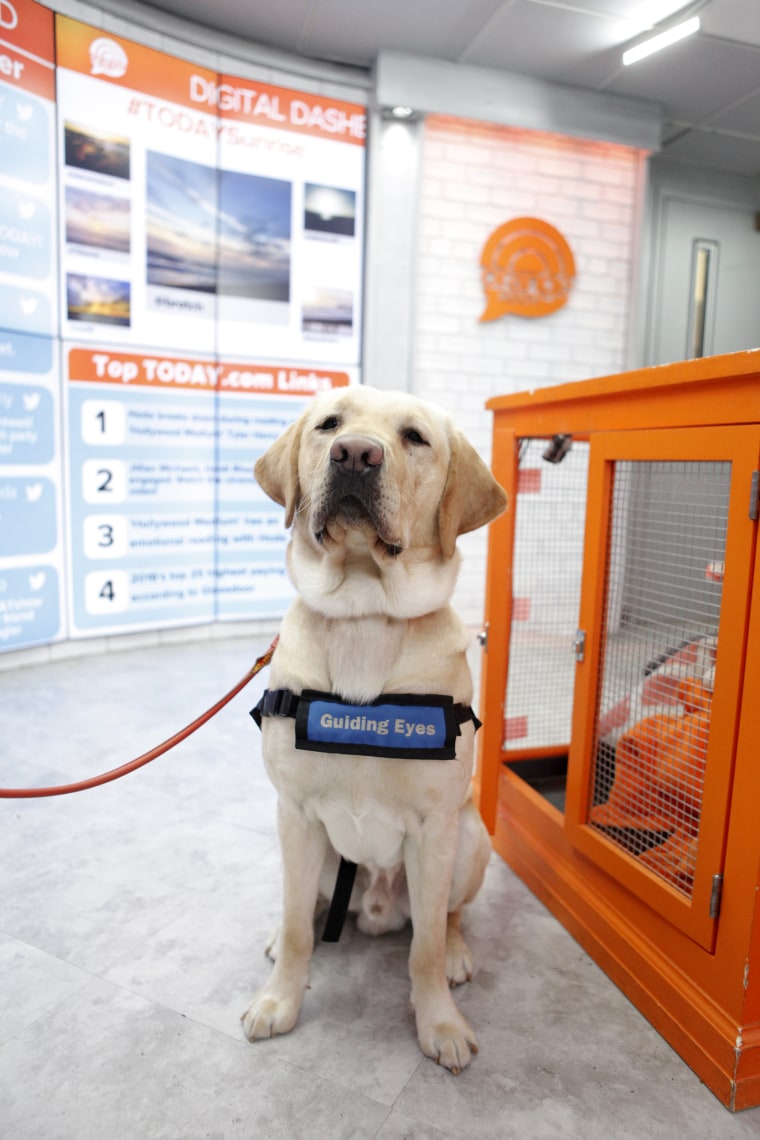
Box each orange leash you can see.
[0,637,278,800]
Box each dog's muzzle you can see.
[313,434,402,555]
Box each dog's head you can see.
[255,387,506,565]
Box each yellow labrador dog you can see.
[242,385,506,1074]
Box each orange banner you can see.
[0,0,55,100]
[0,0,54,60]
[68,349,350,396]
[55,15,216,113]
[54,17,366,145]
[199,74,366,146]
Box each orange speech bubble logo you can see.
[479,217,575,322]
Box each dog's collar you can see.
[251,689,481,761]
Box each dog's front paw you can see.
[240,987,302,1041]
[416,1007,479,1075]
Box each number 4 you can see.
[84,570,128,615]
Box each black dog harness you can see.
[250,688,481,941]
[251,688,480,761]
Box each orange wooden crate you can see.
[477,350,760,1111]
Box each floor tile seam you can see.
[257,1048,399,1114]
[0,926,98,976]
[386,1042,456,1124]
[373,982,499,1134]
[234,968,425,1106]
[86,962,405,1103]
[0,991,81,1056]
[369,1105,396,1137]
[370,1074,463,1140]
[231,986,420,1109]
[0,943,94,1052]
[0,969,394,1117]
[66,899,213,978]
[466,891,531,954]
[76,968,261,1052]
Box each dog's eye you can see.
[316,416,340,432]
[403,428,430,447]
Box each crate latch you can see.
[573,630,586,663]
[709,873,724,920]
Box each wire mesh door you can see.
[504,438,589,754]
[588,459,727,896]
[565,427,759,948]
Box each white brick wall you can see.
[410,115,645,624]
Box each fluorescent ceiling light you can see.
[622,16,700,66]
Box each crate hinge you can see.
[709,873,724,920]
[750,471,759,521]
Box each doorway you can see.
[647,189,760,366]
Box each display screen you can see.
[0,1,366,651]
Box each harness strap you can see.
[321,857,358,943]
[251,687,301,725]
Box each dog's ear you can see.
[438,430,507,558]
[254,418,304,527]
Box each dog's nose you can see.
[330,435,384,474]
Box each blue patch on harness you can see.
[306,699,448,752]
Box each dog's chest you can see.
[324,615,406,703]
[310,793,408,868]
[265,605,473,865]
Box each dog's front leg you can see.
[405,817,478,1074]
[241,799,328,1042]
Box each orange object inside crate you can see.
[591,638,716,892]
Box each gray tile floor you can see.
[2,634,760,1139]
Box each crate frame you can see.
[477,350,760,1111]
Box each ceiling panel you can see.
[700,0,760,45]
[705,89,760,134]
[297,0,507,64]
[556,0,690,22]
[461,0,633,78]
[660,125,760,176]
[602,35,760,122]
[661,121,691,143]
[137,0,314,47]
